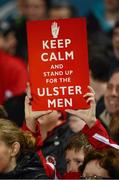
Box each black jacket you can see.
[41,122,74,175]
[0,152,48,179]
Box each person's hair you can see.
[0,118,36,157]
[0,106,8,118]
[109,67,119,81]
[112,21,119,36]
[114,21,119,29]
[89,53,110,82]
[65,132,94,155]
[0,21,16,37]
[48,0,76,18]
[110,111,119,144]
[80,148,119,179]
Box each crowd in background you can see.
[0,0,119,179]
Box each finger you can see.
[24,96,30,118]
[25,95,28,101]
[65,109,70,112]
[26,82,32,99]
[25,95,30,102]
[83,92,94,98]
[87,86,95,95]
[86,97,95,104]
[86,97,96,111]
[24,96,32,115]
[65,109,80,117]
[38,110,53,117]
[65,109,86,120]
[25,96,31,105]
[65,109,75,114]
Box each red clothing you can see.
[82,119,118,150]
[0,51,28,104]
[62,120,119,179]
[22,123,55,178]
[22,119,119,179]
[62,172,80,179]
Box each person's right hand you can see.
[25,83,52,132]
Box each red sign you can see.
[27,18,89,110]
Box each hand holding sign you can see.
[65,86,96,128]
[25,83,52,132]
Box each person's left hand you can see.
[65,86,96,128]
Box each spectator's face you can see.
[69,115,85,133]
[25,0,46,20]
[65,148,84,172]
[105,0,119,12]
[0,140,15,173]
[112,27,119,58]
[49,7,72,20]
[4,32,17,55]
[82,160,110,178]
[104,72,119,113]
[0,34,5,50]
[18,0,26,16]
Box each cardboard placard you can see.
[27,18,89,110]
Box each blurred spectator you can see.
[99,22,119,76]
[0,21,28,126]
[12,0,48,61]
[112,21,119,59]
[87,0,119,35]
[47,0,104,17]
[97,68,119,131]
[0,118,48,179]
[104,0,119,30]
[80,148,119,179]
[0,50,28,105]
[89,22,119,85]
[4,94,26,127]
[48,0,76,19]
[109,111,119,144]
[24,0,47,21]
[0,0,17,21]
[0,21,17,56]
[70,0,104,17]
[18,0,27,17]
[89,52,110,102]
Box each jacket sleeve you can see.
[82,119,118,150]
[22,122,55,178]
